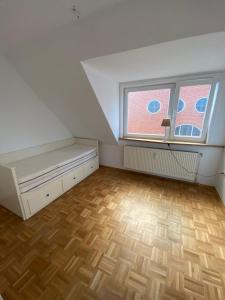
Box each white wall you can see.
[0,55,72,154]
[100,143,124,169]
[83,32,225,82]
[100,141,223,186]
[216,149,225,204]
[82,63,119,141]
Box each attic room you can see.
[1,0,225,299]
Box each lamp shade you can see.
[161,118,171,127]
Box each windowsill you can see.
[119,137,224,147]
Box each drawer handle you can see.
[46,193,50,197]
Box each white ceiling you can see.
[2,0,225,145]
[0,0,124,49]
[83,32,225,82]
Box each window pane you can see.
[196,98,208,112]
[175,125,201,137]
[175,126,180,135]
[177,99,185,112]
[174,84,211,138]
[192,126,201,136]
[148,100,160,113]
[180,125,192,136]
[127,88,171,136]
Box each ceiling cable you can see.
[72,4,80,21]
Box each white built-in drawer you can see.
[84,156,99,177]
[21,179,63,218]
[62,166,84,192]
[20,157,99,219]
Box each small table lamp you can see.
[161,118,171,141]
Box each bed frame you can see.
[0,138,99,220]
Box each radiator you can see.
[124,146,201,182]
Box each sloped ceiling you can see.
[82,63,119,140]
[82,32,225,143]
[0,0,125,51]
[83,32,225,82]
[2,0,225,145]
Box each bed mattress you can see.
[7,144,97,193]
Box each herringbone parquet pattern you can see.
[1,167,225,300]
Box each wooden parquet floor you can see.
[1,167,225,300]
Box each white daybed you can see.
[0,138,99,220]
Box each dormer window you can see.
[121,74,220,143]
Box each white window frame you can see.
[169,78,217,143]
[120,72,221,143]
[123,83,175,140]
